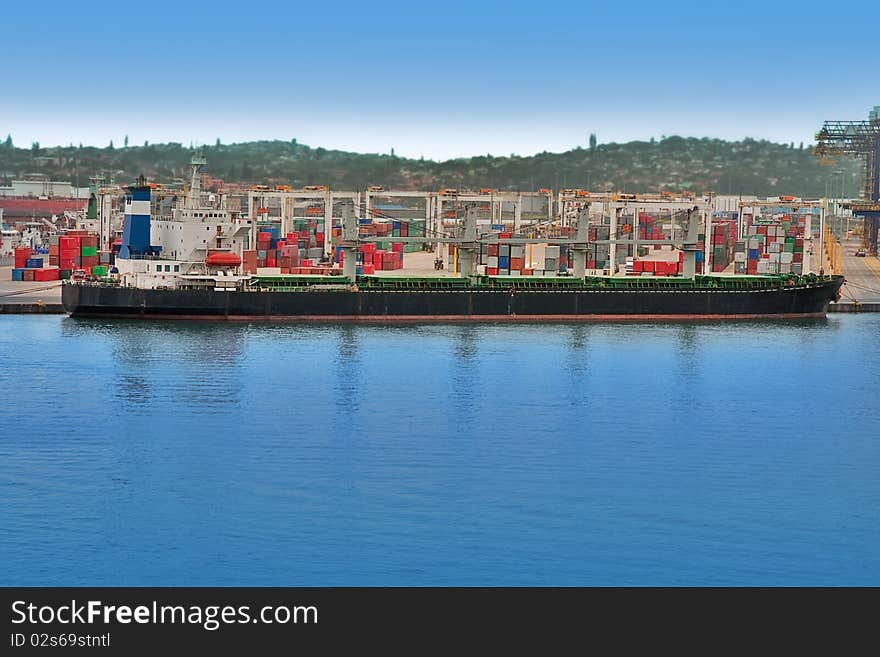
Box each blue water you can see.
[1,315,878,586]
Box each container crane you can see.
[814,107,880,254]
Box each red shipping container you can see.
[392,243,404,253]
[498,232,512,239]
[22,269,35,282]
[510,257,524,270]
[14,247,32,268]
[523,268,533,276]
[362,263,375,275]
[643,261,655,272]
[633,260,644,273]
[488,244,499,257]
[487,267,498,275]
[34,268,60,282]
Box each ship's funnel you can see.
[119,176,159,259]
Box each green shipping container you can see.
[59,269,72,280]
[92,265,109,277]
[81,246,98,257]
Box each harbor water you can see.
[1,315,878,585]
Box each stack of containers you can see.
[277,243,300,273]
[369,249,402,271]
[80,234,99,271]
[359,242,376,275]
[629,252,684,276]
[711,219,737,272]
[11,247,62,281]
[737,211,808,275]
[59,235,80,274]
[14,246,31,269]
[256,231,273,269]
[482,232,535,276]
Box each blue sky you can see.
[2,0,878,160]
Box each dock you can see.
[830,237,880,312]
[0,266,64,313]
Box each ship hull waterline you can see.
[62,279,843,322]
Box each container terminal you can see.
[3,110,880,315]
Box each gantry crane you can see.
[814,107,880,254]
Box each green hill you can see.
[0,136,862,197]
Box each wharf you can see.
[834,238,880,312]
[0,266,64,314]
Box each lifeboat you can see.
[206,251,242,267]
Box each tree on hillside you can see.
[124,135,129,148]
[109,139,114,150]
[589,133,597,152]
[3,134,11,148]
[31,141,40,156]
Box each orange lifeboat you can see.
[206,252,242,267]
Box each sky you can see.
[2,0,878,160]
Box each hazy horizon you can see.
[3,0,878,160]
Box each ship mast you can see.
[186,151,207,210]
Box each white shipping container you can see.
[487,256,498,268]
[510,246,524,258]
[781,252,793,264]
[734,252,746,262]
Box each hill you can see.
[0,136,862,197]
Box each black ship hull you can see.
[62,278,844,321]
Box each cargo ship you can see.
[62,272,843,321]
[60,161,844,321]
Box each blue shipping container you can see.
[12,269,24,281]
[498,256,510,268]
[26,258,43,268]
[748,249,759,259]
[491,224,504,231]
